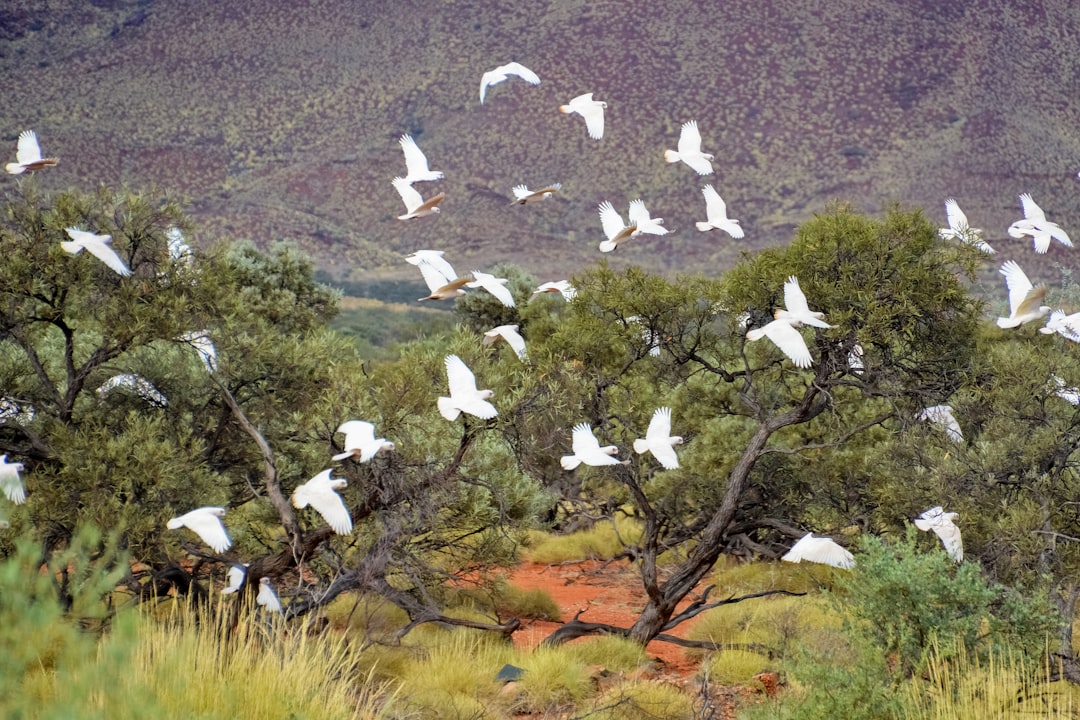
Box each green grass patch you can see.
[522,518,644,564]
[702,648,771,685]
[590,680,695,719]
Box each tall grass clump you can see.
[523,517,643,564]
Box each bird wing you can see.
[399,135,433,178]
[511,185,531,200]
[1048,223,1073,248]
[764,320,812,368]
[1019,192,1045,222]
[598,201,626,240]
[257,581,282,612]
[627,199,651,226]
[339,420,376,451]
[502,62,540,84]
[943,198,966,231]
[416,252,457,281]
[418,261,453,292]
[1000,261,1034,315]
[392,177,423,213]
[932,522,963,561]
[186,510,231,553]
[0,461,25,504]
[646,407,673,441]
[82,235,131,277]
[580,101,605,139]
[499,326,527,359]
[445,354,480,396]
[702,185,726,223]
[16,130,43,164]
[223,565,246,593]
[648,437,680,470]
[468,271,515,307]
[570,423,602,457]
[479,70,499,103]
[304,474,352,535]
[677,120,703,155]
[783,276,812,316]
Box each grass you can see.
[590,680,695,720]
[522,517,644,563]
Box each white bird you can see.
[222,564,247,594]
[96,373,169,407]
[627,199,667,237]
[531,280,576,301]
[479,62,541,103]
[1040,310,1080,342]
[746,319,813,368]
[393,177,445,220]
[405,250,457,279]
[847,343,865,374]
[256,577,282,613]
[663,120,714,175]
[398,135,443,183]
[695,185,744,238]
[782,533,854,569]
[633,407,683,470]
[415,259,469,302]
[597,201,639,253]
[483,324,528,360]
[559,93,606,140]
[560,423,624,470]
[511,183,561,204]
[1008,193,1072,254]
[467,270,515,307]
[437,355,498,421]
[6,130,58,174]
[775,276,832,329]
[996,261,1050,329]
[938,199,993,254]
[292,469,352,535]
[179,330,217,373]
[917,405,963,443]
[166,507,231,553]
[165,227,193,262]
[333,420,395,462]
[61,228,131,277]
[914,506,963,562]
[1052,376,1080,405]
[0,455,26,504]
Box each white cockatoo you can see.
[746,319,813,368]
[466,270,515,307]
[633,407,683,470]
[96,373,169,407]
[559,93,606,140]
[781,533,855,569]
[1008,193,1072,254]
[179,330,217,372]
[776,276,832,329]
[333,420,395,462]
[531,280,576,301]
[483,324,528,360]
[398,134,443,183]
[222,564,247,594]
[406,250,456,279]
[511,183,561,204]
[393,177,445,220]
[479,62,540,103]
[292,469,352,535]
[165,227,193,263]
[6,130,57,174]
[166,507,231,553]
[917,405,963,443]
[695,185,744,238]
[438,355,497,421]
[1052,376,1080,405]
[914,506,963,562]
[256,577,282,613]
[996,261,1050,328]
[61,228,131,277]
[0,455,26,504]
[598,200,639,252]
[560,423,624,470]
[938,199,993,253]
[415,259,469,301]
[663,120,714,175]
[627,199,667,237]
[1040,310,1080,342]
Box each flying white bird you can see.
[938,199,993,253]
[776,276,832,329]
[0,455,26,504]
[531,280,576,301]
[559,93,606,140]
[393,177,445,220]
[222,564,247,594]
[633,407,683,470]
[695,185,744,238]
[597,201,639,252]
[61,228,131,277]
[438,355,498,421]
[405,249,456,279]
[166,507,231,553]
[1040,310,1080,342]
[1052,376,1080,405]
[782,533,854,569]
[746,319,813,368]
[1008,193,1072,254]
[179,330,217,372]
[398,135,443,183]
[292,469,352,535]
[996,261,1050,328]
[256,577,282,613]
[6,130,58,174]
[96,373,169,407]
[560,423,624,470]
[479,62,541,103]
[333,420,395,462]
[663,120,714,175]
[415,260,469,301]
[917,405,963,443]
[483,324,528,360]
[467,270,515,307]
[511,183,561,204]
[627,199,667,237]
[914,506,963,562]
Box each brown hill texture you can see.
[2,0,1079,292]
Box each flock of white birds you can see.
[2,59,1078,583]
